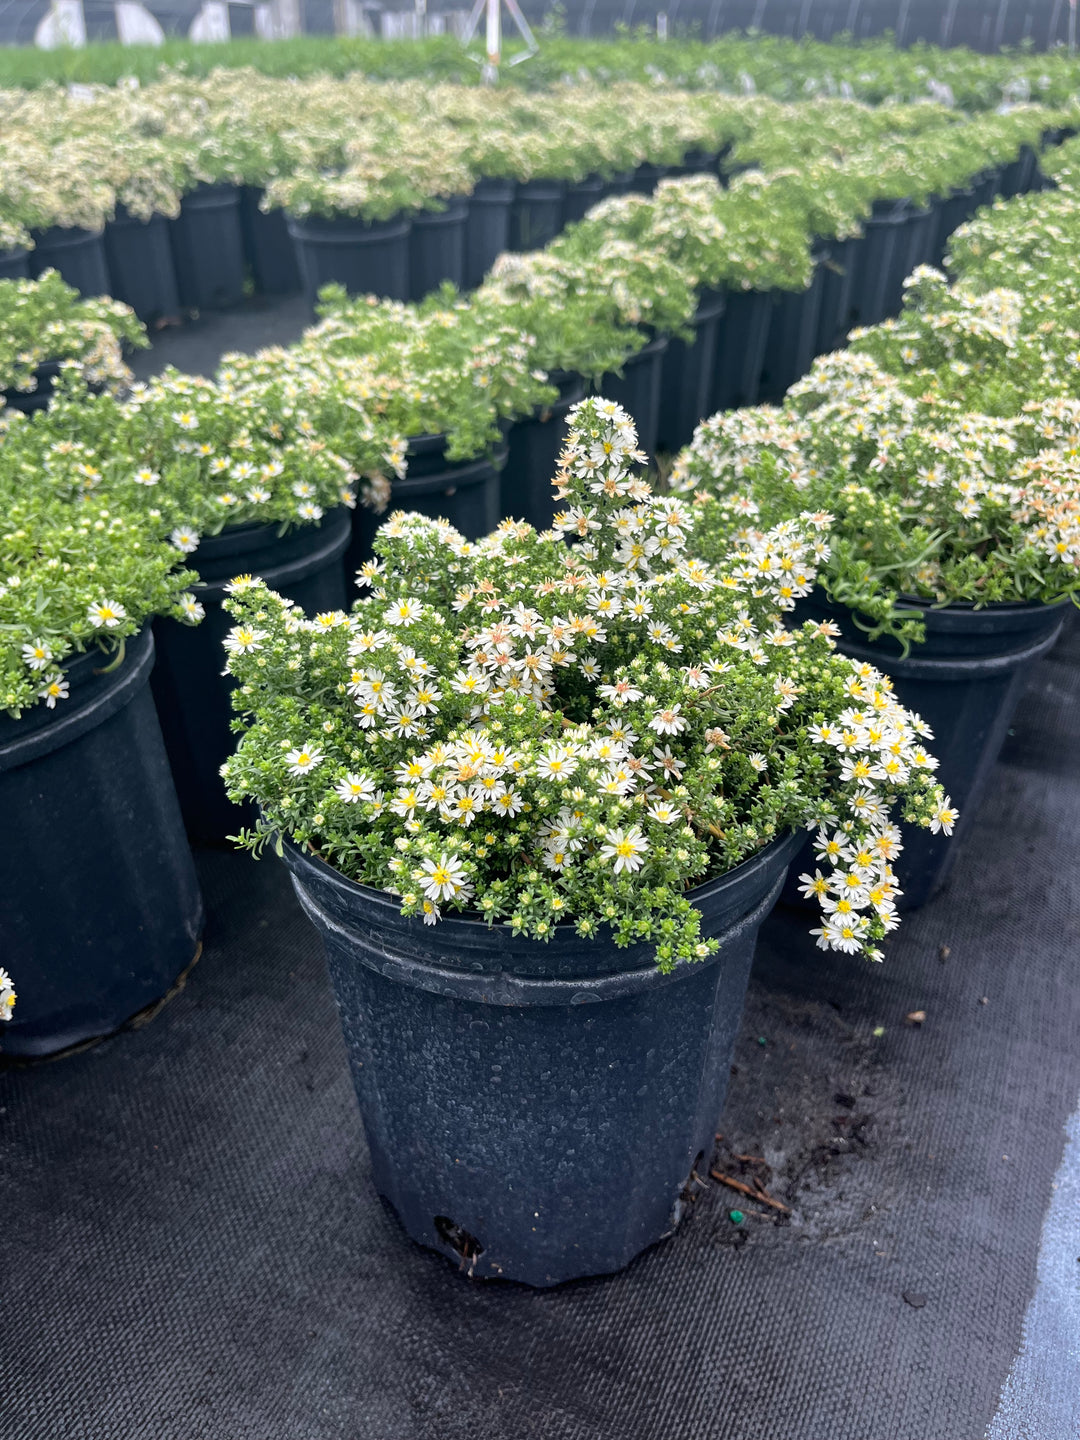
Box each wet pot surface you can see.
[0,628,203,1057]
[151,512,350,841]
[283,829,802,1287]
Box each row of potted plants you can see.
[0,119,1061,860]
[4,31,1080,112]
[223,183,1076,1283]
[4,162,1077,1288]
[0,74,1064,315]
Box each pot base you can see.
[1,940,203,1063]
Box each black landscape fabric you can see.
[2,615,1079,1439]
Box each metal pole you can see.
[1071,0,1077,57]
[483,0,501,82]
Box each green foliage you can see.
[223,397,946,968]
[0,396,196,716]
[674,349,1080,643]
[0,271,146,394]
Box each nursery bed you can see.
[1,623,1079,1438]
[129,293,312,381]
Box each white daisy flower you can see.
[335,773,376,803]
[178,594,205,623]
[0,967,15,1020]
[223,624,267,655]
[87,599,126,628]
[420,853,470,903]
[384,598,424,627]
[21,638,52,670]
[39,674,69,709]
[170,527,200,554]
[599,825,649,875]
[285,745,323,776]
[648,705,688,736]
[929,797,958,835]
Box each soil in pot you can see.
[464,179,514,290]
[501,370,586,530]
[408,198,468,302]
[711,288,773,413]
[104,206,181,321]
[0,248,31,281]
[597,335,669,460]
[784,591,1070,910]
[150,510,351,843]
[510,180,565,253]
[281,827,804,1287]
[656,289,727,454]
[288,212,411,307]
[30,226,109,298]
[0,628,203,1058]
[239,188,301,296]
[347,437,506,583]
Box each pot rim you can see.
[282,825,801,935]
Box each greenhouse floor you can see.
[2,623,1078,1438]
[4,301,1080,1435]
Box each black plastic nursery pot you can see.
[598,334,669,460]
[281,827,803,1287]
[150,510,351,843]
[408,198,468,302]
[885,204,936,316]
[464,179,514,290]
[972,167,1001,211]
[672,148,721,178]
[793,591,1070,910]
[815,235,861,354]
[656,288,727,454]
[510,180,565,253]
[2,359,66,416]
[239,187,301,296]
[169,184,247,312]
[933,186,977,268]
[288,212,411,307]
[758,257,828,405]
[0,628,203,1058]
[561,175,605,226]
[30,226,109,298]
[501,370,586,531]
[347,436,506,582]
[998,145,1037,200]
[711,287,773,413]
[600,171,635,201]
[0,247,30,280]
[630,161,669,195]
[848,199,911,330]
[103,206,181,322]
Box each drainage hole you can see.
[434,1215,485,1261]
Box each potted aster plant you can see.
[673,346,1077,907]
[0,403,203,1058]
[222,288,556,581]
[221,398,947,1286]
[0,271,146,414]
[34,367,375,841]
